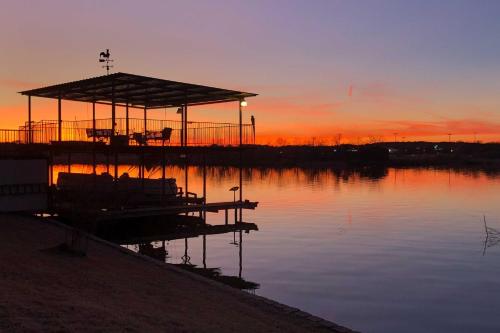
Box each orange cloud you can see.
[381,119,500,136]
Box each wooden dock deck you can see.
[56,200,258,222]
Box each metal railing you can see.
[0,129,23,144]
[3,117,255,146]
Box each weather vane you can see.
[99,49,114,75]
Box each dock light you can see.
[240,100,247,107]
[229,186,239,202]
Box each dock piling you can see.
[67,152,71,173]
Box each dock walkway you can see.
[95,200,258,221]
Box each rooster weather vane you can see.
[99,49,114,75]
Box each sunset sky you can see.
[1,0,500,144]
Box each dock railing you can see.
[2,117,254,146]
[0,129,22,144]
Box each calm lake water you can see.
[56,165,500,333]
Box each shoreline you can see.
[0,214,356,333]
[2,142,499,170]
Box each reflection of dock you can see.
[133,229,259,291]
[115,221,258,244]
[175,264,260,291]
[108,211,259,291]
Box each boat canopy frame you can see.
[19,72,257,146]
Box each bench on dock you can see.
[86,128,113,142]
[132,128,172,145]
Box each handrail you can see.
[1,117,255,146]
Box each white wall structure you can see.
[0,159,48,212]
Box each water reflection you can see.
[483,216,500,256]
[51,164,499,189]
[100,215,260,291]
[52,164,500,333]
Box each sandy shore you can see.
[0,214,355,333]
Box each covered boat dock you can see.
[17,72,257,146]
[1,72,260,227]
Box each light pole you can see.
[229,186,239,203]
[229,186,239,224]
[239,99,247,146]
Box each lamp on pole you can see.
[229,186,240,225]
[229,186,239,203]
[239,99,247,146]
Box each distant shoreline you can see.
[1,142,499,170]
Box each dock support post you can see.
[184,104,188,146]
[239,230,243,278]
[161,141,166,200]
[114,151,118,181]
[225,209,228,225]
[202,155,207,221]
[239,158,243,222]
[238,99,243,223]
[112,81,117,182]
[49,149,54,186]
[92,101,96,142]
[111,83,116,141]
[239,100,242,147]
[202,235,207,269]
[141,149,145,190]
[125,102,129,138]
[92,102,96,174]
[27,95,32,144]
[184,157,188,200]
[106,150,110,174]
[143,106,147,140]
[184,161,188,216]
[58,96,62,142]
[183,238,189,264]
[180,106,184,146]
[203,156,207,201]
